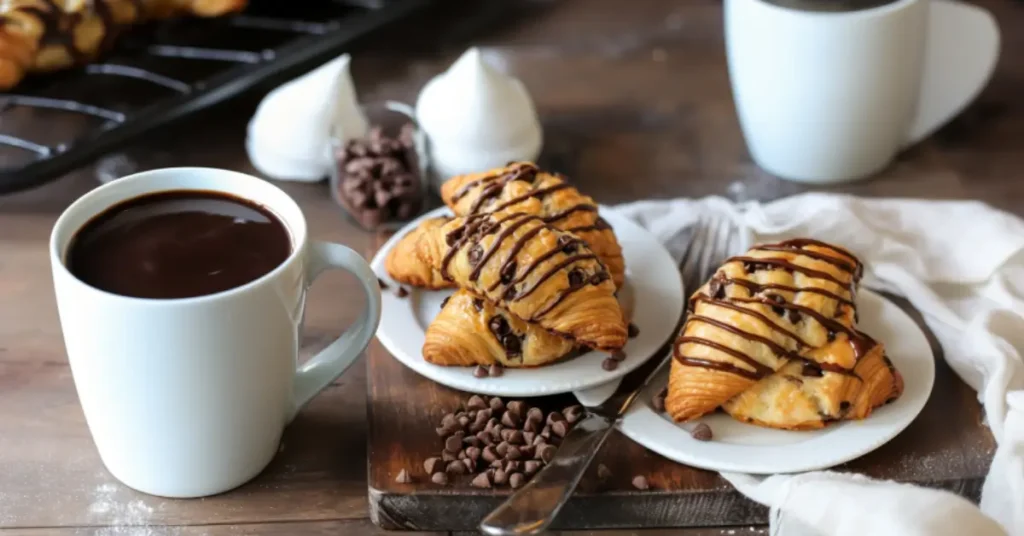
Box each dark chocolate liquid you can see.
[67,191,291,299]
[763,0,901,12]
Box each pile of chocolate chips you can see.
[420,395,584,488]
[334,125,422,230]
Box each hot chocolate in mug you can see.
[726,0,1000,183]
[50,167,382,498]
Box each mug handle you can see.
[290,241,382,421]
[904,0,1000,146]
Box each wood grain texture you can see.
[1,0,1021,533]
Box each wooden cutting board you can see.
[364,237,994,532]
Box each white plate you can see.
[371,206,684,397]
[617,289,935,474]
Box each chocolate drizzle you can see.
[544,203,598,224]
[676,239,871,381]
[440,213,607,321]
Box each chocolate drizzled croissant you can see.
[440,162,626,289]
[665,238,903,430]
[416,212,627,351]
[0,0,247,89]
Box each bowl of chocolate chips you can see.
[330,101,429,231]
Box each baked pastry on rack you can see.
[0,0,247,90]
[439,162,626,289]
[423,290,578,368]
[664,238,903,430]
[415,212,627,351]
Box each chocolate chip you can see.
[691,423,713,441]
[467,244,484,266]
[490,459,504,469]
[602,357,619,371]
[547,412,565,426]
[597,464,612,480]
[506,446,522,460]
[489,363,504,377]
[489,316,511,337]
[502,335,522,357]
[463,436,482,448]
[520,445,535,459]
[489,397,505,413]
[532,435,546,447]
[840,401,851,411]
[445,434,463,453]
[708,278,723,300]
[537,444,556,463]
[827,330,837,342]
[504,460,521,473]
[496,441,510,457]
[568,268,587,288]
[628,323,640,338]
[442,450,457,462]
[563,405,584,424]
[526,407,544,424]
[440,296,450,309]
[558,235,578,254]
[524,460,541,475]
[462,458,475,473]
[523,419,539,433]
[441,413,457,429]
[474,365,489,378]
[508,430,525,445]
[458,415,470,428]
[499,428,515,443]
[434,426,448,437]
[507,400,527,419]
[467,395,487,411]
[551,420,569,438]
[493,468,508,485]
[431,472,448,485]
[540,425,551,439]
[788,309,803,323]
[482,445,499,463]
[509,472,525,489]
[501,410,521,428]
[377,278,389,290]
[801,362,823,377]
[446,460,467,475]
[590,272,608,285]
[632,475,650,490]
[652,393,666,412]
[500,261,517,284]
[473,298,484,311]
[610,350,626,362]
[396,287,409,298]
[424,457,443,475]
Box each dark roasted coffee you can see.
[67,190,291,299]
[764,0,900,11]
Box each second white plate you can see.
[371,206,684,397]
[617,289,935,474]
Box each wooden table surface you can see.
[1,0,1021,534]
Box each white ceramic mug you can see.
[50,168,382,498]
[726,0,1000,183]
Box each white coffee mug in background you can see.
[50,168,382,498]
[726,0,1000,184]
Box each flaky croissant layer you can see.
[665,238,903,430]
[416,212,627,351]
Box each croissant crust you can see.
[385,217,455,290]
[440,162,626,289]
[416,212,627,351]
[664,238,903,430]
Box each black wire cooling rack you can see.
[0,0,429,194]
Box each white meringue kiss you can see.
[415,48,543,181]
[246,54,368,182]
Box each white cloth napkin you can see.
[616,193,1024,536]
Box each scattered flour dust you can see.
[88,481,163,536]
